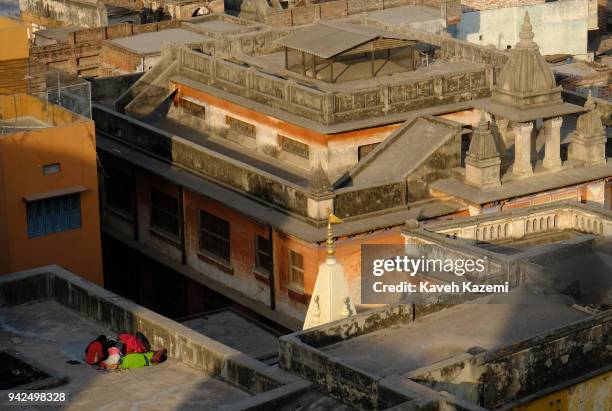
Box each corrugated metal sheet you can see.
[276,21,414,59]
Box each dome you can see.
[492,12,563,110]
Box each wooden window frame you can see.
[199,210,231,262]
[150,189,180,238]
[288,249,305,293]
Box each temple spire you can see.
[467,113,500,161]
[585,90,596,111]
[518,12,536,49]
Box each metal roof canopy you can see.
[276,21,415,59]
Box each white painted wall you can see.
[456,0,589,56]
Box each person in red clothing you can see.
[85,332,151,365]
[118,332,150,354]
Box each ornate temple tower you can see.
[568,92,607,167]
[483,12,583,179]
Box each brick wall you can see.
[31,20,181,77]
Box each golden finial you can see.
[326,208,343,261]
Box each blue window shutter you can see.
[26,193,82,238]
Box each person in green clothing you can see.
[118,349,167,369]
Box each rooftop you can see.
[276,21,414,60]
[0,300,251,410]
[108,28,209,55]
[0,116,50,135]
[180,309,279,360]
[364,5,443,26]
[321,304,589,377]
[0,266,314,410]
[0,94,87,135]
[190,19,248,33]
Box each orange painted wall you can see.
[0,107,103,284]
[0,18,28,61]
[172,82,401,146]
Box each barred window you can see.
[27,193,81,238]
[200,210,230,261]
[105,168,133,215]
[288,250,304,291]
[226,116,255,138]
[151,189,179,237]
[280,135,310,159]
[255,235,271,275]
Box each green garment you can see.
[118,352,155,369]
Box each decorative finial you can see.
[478,112,488,131]
[585,90,596,111]
[518,11,535,48]
[326,208,343,263]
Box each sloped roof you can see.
[275,21,414,59]
[336,116,460,188]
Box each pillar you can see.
[513,121,534,178]
[543,116,563,171]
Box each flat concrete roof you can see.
[431,160,612,205]
[192,19,245,33]
[346,117,458,187]
[108,28,209,55]
[0,116,50,135]
[35,26,81,44]
[476,98,584,123]
[150,116,311,186]
[181,310,279,360]
[0,300,250,410]
[365,5,442,25]
[321,304,590,377]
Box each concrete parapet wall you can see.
[409,310,612,408]
[93,104,315,219]
[279,305,415,409]
[279,304,490,410]
[0,265,308,404]
[175,46,491,126]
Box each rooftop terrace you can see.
[108,28,209,55]
[0,94,87,135]
[0,266,313,410]
[321,304,589,377]
[0,300,251,410]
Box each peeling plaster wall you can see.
[19,0,108,28]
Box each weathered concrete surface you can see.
[182,310,279,360]
[0,300,251,410]
[19,0,107,28]
[320,304,589,377]
[108,28,209,55]
[0,266,308,401]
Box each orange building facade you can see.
[0,94,103,285]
